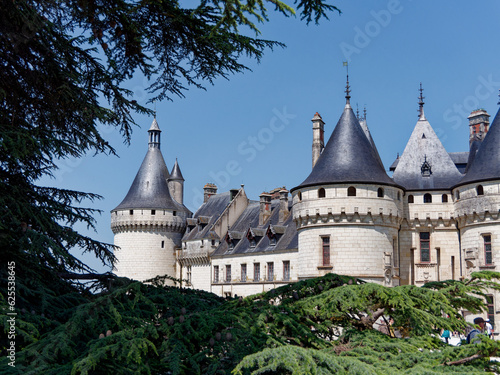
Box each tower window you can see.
[484,235,492,265]
[267,262,274,281]
[477,185,484,196]
[322,236,330,266]
[318,188,326,198]
[173,211,177,216]
[442,194,448,203]
[424,193,432,203]
[408,195,414,204]
[397,192,401,201]
[377,188,384,198]
[347,186,356,197]
[455,191,460,200]
[151,209,156,215]
[420,232,430,263]
[161,241,164,248]
[129,210,134,215]
[297,192,302,201]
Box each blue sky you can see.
[40,0,500,272]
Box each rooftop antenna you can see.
[343,61,351,105]
[418,83,425,119]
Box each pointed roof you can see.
[113,119,189,212]
[455,107,500,186]
[169,159,184,181]
[292,104,399,191]
[359,116,384,169]
[392,115,462,190]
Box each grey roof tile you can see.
[169,159,184,181]
[456,107,500,186]
[292,105,399,192]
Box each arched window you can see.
[377,187,384,198]
[408,195,414,204]
[297,191,302,201]
[318,188,326,198]
[477,185,484,196]
[442,194,448,203]
[424,193,432,203]
[347,186,356,197]
[455,190,460,200]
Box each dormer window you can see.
[246,228,264,249]
[266,225,284,247]
[421,155,432,177]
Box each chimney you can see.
[468,109,490,148]
[312,112,325,168]
[279,189,289,223]
[259,192,272,225]
[203,183,218,203]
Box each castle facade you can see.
[111,87,500,325]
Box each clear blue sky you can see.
[40,0,500,272]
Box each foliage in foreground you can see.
[2,272,500,374]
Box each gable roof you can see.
[292,105,399,192]
[392,114,462,190]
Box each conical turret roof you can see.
[113,119,189,212]
[169,159,184,181]
[455,107,500,186]
[392,113,462,190]
[292,104,399,191]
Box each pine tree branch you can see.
[445,353,483,366]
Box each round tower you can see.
[453,104,500,279]
[291,84,403,286]
[111,118,191,283]
[168,158,185,205]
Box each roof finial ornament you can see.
[356,103,360,119]
[418,82,425,119]
[498,89,500,105]
[153,100,157,119]
[343,61,351,106]
[363,105,367,121]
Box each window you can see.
[408,195,414,204]
[442,194,448,203]
[173,211,177,216]
[283,261,290,281]
[318,188,326,198]
[298,192,302,201]
[485,235,492,265]
[211,239,216,247]
[254,263,260,281]
[455,190,460,200]
[129,209,134,215]
[477,185,484,196]
[151,209,156,215]
[377,188,384,198]
[424,193,432,203]
[161,240,164,248]
[420,232,430,263]
[397,192,401,201]
[269,235,277,246]
[241,264,247,282]
[214,266,219,283]
[393,237,398,267]
[187,266,192,285]
[347,186,356,196]
[486,295,495,329]
[322,236,331,266]
[267,262,274,281]
[225,265,231,282]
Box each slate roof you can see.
[390,151,470,174]
[170,159,184,181]
[211,200,297,257]
[359,117,384,169]
[113,120,190,213]
[456,107,500,186]
[392,113,463,190]
[292,105,399,192]
[181,192,232,241]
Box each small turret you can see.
[169,159,185,205]
[311,112,325,168]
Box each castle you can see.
[111,84,500,324]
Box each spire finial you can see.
[343,61,351,105]
[498,89,500,105]
[363,106,367,120]
[418,82,425,119]
[356,103,360,119]
[154,100,157,119]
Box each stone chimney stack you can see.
[312,112,325,168]
[468,109,490,148]
[203,183,218,203]
[259,192,272,225]
[279,189,289,223]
